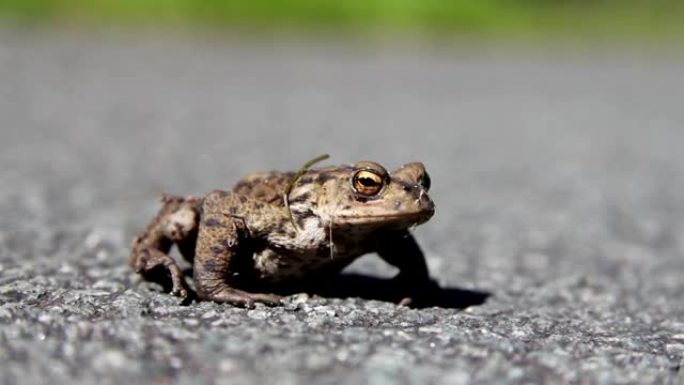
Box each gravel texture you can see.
[1,31,683,385]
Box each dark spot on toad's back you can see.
[316,173,335,184]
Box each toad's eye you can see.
[352,170,384,196]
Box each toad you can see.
[129,156,435,307]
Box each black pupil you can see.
[359,176,378,187]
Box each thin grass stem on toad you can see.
[283,154,330,230]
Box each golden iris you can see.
[352,170,384,196]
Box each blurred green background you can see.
[1,0,683,41]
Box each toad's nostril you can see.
[419,172,431,191]
[420,192,435,210]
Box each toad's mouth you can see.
[331,210,434,227]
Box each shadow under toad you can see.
[148,268,490,309]
[308,273,490,309]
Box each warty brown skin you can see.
[129,161,435,308]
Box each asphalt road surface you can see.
[1,31,683,385]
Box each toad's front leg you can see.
[376,231,438,307]
[193,190,283,308]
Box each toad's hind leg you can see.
[129,194,202,297]
[193,191,283,308]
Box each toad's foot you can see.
[200,285,284,308]
[391,273,441,308]
[132,248,189,297]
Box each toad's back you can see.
[231,171,295,206]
